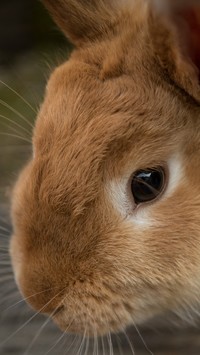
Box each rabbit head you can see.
[10,0,200,336]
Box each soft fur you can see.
[10,0,200,336]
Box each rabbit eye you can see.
[131,167,165,205]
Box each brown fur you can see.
[10,0,200,336]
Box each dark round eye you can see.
[131,167,165,205]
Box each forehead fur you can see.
[30,1,200,217]
[32,68,192,219]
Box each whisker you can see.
[0,286,19,297]
[107,331,114,355]
[0,238,9,244]
[0,133,31,144]
[0,274,13,281]
[77,328,86,355]
[2,287,60,314]
[0,121,31,143]
[23,315,52,355]
[0,267,13,274]
[90,319,98,355]
[0,285,18,300]
[83,332,90,355]
[103,313,113,355]
[0,232,10,236]
[0,144,30,149]
[44,329,66,355]
[92,334,95,355]
[0,247,9,253]
[0,114,31,136]
[0,226,10,233]
[76,333,85,355]
[0,216,10,225]
[57,334,78,355]
[106,333,110,355]
[0,80,37,114]
[122,330,135,355]
[0,275,14,283]
[116,334,123,355]
[101,336,106,355]
[0,261,11,266]
[0,246,9,251]
[0,290,21,311]
[95,337,99,355]
[0,255,10,262]
[0,288,66,349]
[0,241,9,246]
[132,322,154,355]
[0,257,10,262]
[23,295,74,355]
[0,99,34,129]
[0,233,9,239]
[189,304,200,319]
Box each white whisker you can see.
[0,121,31,142]
[0,257,10,263]
[83,331,90,355]
[0,114,31,136]
[116,334,123,355]
[23,315,53,354]
[66,334,79,354]
[2,287,60,314]
[122,330,135,355]
[0,288,65,349]
[107,331,114,355]
[101,336,106,355]
[0,268,13,275]
[0,261,11,266]
[0,290,21,310]
[82,314,89,355]
[132,322,154,355]
[0,275,14,283]
[0,99,34,129]
[92,322,98,355]
[0,80,37,114]
[0,226,10,233]
[44,301,77,354]
[0,133,31,144]
[0,217,10,225]
[44,330,66,355]
[77,328,86,355]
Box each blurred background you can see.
[0,0,200,354]
[0,0,71,206]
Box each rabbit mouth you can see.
[53,304,65,316]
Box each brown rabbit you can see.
[10,0,200,336]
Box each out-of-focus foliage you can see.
[0,0,72,202]
[0,0,69,65]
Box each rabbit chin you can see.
[52,294,158,336]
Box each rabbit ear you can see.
[151,0,200,101]
[41,0,126,46]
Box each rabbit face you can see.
[10,0,200,336]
